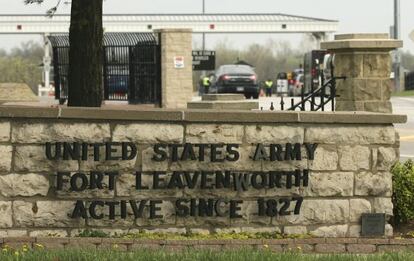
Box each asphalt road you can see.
[393,97,414,161]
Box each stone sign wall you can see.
[0,107,405,238]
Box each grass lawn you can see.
[392,90,414,97]
[1,249,414,261]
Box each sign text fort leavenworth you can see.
[45,142,318,220]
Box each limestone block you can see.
[353,79,382,101]
[142,228,186,234]
[310,225,348,237]
[364,101,392,113]
[0,145,12,172]
[349,225,361,237]
[349,199,372,222]
[213,227,241,234]
[245,125,304,144]
[0,230,27,237]
[309,146,338,171]
[13,201,84,227]
[363,53,391,78]
[307,172,353,196]
[14,145,78,172]
[0,121,10,141]
[381,79,393,101]
[355,172,392,196]
[241,226,281,234]
[12,123,111,143]
[339,146,370,171]
[0,174,49,197]
[372,198,393,217]
[186,124,244,144]
[385,224,393,237]
[29,230,68,237]
[376,147,397,170]
[334,53,363,78]
[113,124,183,143]
[0,201,12,228]
[87,215,135,228]
[276,199,349,225]
[188,228,210,235]
[305,126,395,145]
[284,226,307,235]
[335,101,365,111]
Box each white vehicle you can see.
[276,72,288,95]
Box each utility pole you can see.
[393,0,401,91]
[202,0,206,51]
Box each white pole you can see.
[202,0,206,51]
[394,0,401,91]
[43,34,51,95]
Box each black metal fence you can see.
[48,33,161,105]
[263,74,346,112]
[406,71,414,91]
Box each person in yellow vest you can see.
[202,76,211,94]
[264,79,273,97]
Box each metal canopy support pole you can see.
[201,0,206,96]
[43,34,51,95]
[312,32,326,49]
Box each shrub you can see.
[392,160,414,224]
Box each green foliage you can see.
[0,41,43,92]
[0,248,414,261]
[392,160,414,224]
[392,90,414,97]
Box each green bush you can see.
[392,160,414,224]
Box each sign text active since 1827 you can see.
[45,142,317,220]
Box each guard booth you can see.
[48,33,161,105]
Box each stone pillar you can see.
[156,29,193,109]
[321,34,402,113]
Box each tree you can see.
[0,41,43,93]
[25,0,103,107]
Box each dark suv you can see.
[210,64,259,99]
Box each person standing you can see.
[202,75,211,94]
[264,79,274,97]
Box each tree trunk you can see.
[67,0,103,107]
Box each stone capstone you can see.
[12,122,111,143]
[113,124,184,143]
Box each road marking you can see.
[400,135,414,141]
[401,154,414,158]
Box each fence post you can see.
[155,29,193,109]
[321,34,402,113]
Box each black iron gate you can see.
[263,60,346,112]
[128,37,161,105]
[48,33,161,104]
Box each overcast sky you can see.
[0,0,413,52]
